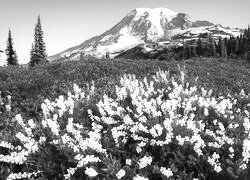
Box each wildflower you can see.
[39,137,46,144]
[123,115,134,125]
[242,137,250,163]
[7,171,40,180]
[15,114,25,127]
[0,141,15,150]
[116,169,126,179]
[204,108,209,116]
[160,167,173,177]
[126,159,132,165]
[214,165,222,173]
[239,163,247,170]
[138,155,152,169]
[64,167,77,179]
[85,167,98,177]
[73,84,81,94]
[80,155,100,165]
[207,152,222,173]
[133,174,149,180]
[28,119,36,129]
[176,135,185,146]
[149,124,163,138]
[229,147,234,158]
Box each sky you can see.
[0,0,249,65]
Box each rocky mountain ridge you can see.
[49,8,242,61]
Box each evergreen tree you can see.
[221,38,227,58]
[5,29,18,65]
[179,47,185,60]
[248,25,250,38]
[30,15,47,67]
[191,46,197,58]
[229,36,236,58]
[207,35,216,57]
[238,34,246,59]
[196,38,203,57]
[247,26,250,61]
[79,52,84,61]
[0,50,4,64]
[241,33,248,59]
[218,37,223,57]
[226,37,232,58]
[184,45,191,59]
[214,40,219,55]
[243,28,248,38]
[235,36,240,58]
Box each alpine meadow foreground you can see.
[0,57,250,180]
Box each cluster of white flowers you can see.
[126,159,132,165]
[0,141,16,150]
[207,152,222,173]
[241,118,250,168]
[7,171,41,180]
[116,169,126,179]
[1,70,250,179]
[85,167,98,177]
[0,114,40,166]
[160,167,173,177]
[133,174,149,180]
[92,69,249,177]
[138,155,153,169]
[0,83,102,179]
[0,93,12,113]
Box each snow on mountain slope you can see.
[170,24,242,40]
[49,8,242,61]
[133,8,178,40]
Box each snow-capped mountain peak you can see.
[131,8,179,41]
[49,8,242,61]
[134,7,178,21]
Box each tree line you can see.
[1,16,47,67]
[179,26,250,61]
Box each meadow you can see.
[0,57,250,180]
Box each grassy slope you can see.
[0,57,250,118]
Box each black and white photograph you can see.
[0,0,250,179]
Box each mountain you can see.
[49,7,242,61]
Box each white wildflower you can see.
[116,169,126,179]
[133,174,149,180]
[85,167,98,177]
[160,167,173,177]
[138,155,152,169]
[126,159,132,165]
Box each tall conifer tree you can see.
[218,37,223,57]
[30,16,47,67]
[207,35,216,57]
[221,38,227,58]
[235,36,240,58]
[247,26,250,61]
[5,29,18,65]
[191,46,197,57]
[196,38,203,57]
[185,45,192,59]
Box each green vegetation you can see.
[0,57,250,180]
[0,57,250,119]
